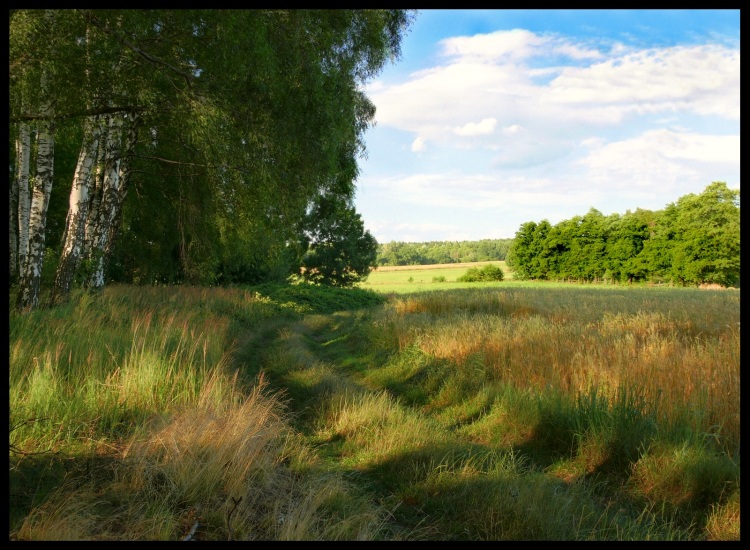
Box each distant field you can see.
[373,260,505,272]
[360,261,513,293]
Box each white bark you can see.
[10,143,19,280]
[84,117,107,257]
[50,116,101,302]
[17,114,54,310]
[84,112,140,290]
[16,123,31,281]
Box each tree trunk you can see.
[10,144,19,283]
[84,122,106,259]
[9,176,17,283]
[15,123,31,282]
[86,112,139,290]
[49,116,101,304]
[17,115,55,311]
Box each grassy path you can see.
[251,311,447,539]
[250,310,579,540]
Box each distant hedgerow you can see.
[457,264,504,283]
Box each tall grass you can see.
[345,286,739,538]
[367,287,740,452]
[9,285,391,540]
[9,282,740,540]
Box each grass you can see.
[9,277,740,540]
[360,261,512,293]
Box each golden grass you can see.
[372,287,740,451]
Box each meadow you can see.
[9,267,740,540]
[362,261,512,292]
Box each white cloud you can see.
[358,24,740,242]
[440,28,544,62]
[551,41,605,60]
[366,30,740,153]
[439,28,604,63]
[454,117,497,136]
[578,129,740,193]
[367,172,588,211]
[547,45,740,120]
[411,136,427,152]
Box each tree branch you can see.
[80,10,196,87]
[10,105,145,124]
[135,155,255,175]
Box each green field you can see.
[360,261,513,293]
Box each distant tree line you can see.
[376,238,513,266]
[506,182,740,287]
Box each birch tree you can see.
[84,112,141,290]
[49,116,101,303]
[17,109,55,311]
[12,123,31,282]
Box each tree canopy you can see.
[297,194,378,287]
[10,9,416,308]
[506,182,740,287]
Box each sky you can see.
[354,9,740,243]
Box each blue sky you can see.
[354,9,740,243]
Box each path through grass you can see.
[247,294,738,540]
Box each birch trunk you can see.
[84,117,107,258]
[10,147,19,282]
[8,139,18,285]
[17,115,55,311]
[15,123,31,281]
[103,112,140,259]
[87,112,140,289]
[49,116,101,304]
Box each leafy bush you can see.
[432,276,446,283]
[457,264,504,283]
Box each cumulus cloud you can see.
[547,45,740,120]
[440,28,604,63]
[454,117,497,136]
[366,30,740,150]
[577,129,740,192]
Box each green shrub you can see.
[457,264,504,283]
[432,276,447,283]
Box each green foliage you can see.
[669,182,740,286]
[508,182,740,287]
[378,238,513,266]
[10,10,416,300]
[298,195,379,288]
[457,264,504,282]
